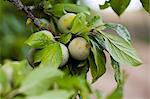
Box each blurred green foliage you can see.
[0,1,32,63]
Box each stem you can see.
[94,25,104,29]
[7,0,42,29]
[7,0,58,36]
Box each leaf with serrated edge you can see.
[70,13,87,34]
[47,4,90,17]
[111,57,121,85]
[0,69,11,94]
[40,43,62,67]
[107,71,127,99]
[19,66,63,95]
[27,90,74,99]
[56,76,91,99]
[25,31,54,48]
[102,32,142,66]
[59,33,72,44]
[88,16,104,29]
[105,23,131,42]
[90,40,106,83]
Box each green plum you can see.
[68,37,90,60]
[58,13,76,33]
[60,43,69,66]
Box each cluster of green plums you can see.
[28,13,90,67]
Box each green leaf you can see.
[107,85,123,99]
[33,49,43,64]
[0,68,11,94]
[1,60,31,89]
[102,32,142,66]
[12,61,31,87]
[59,33,72,44]
[45,4,65,17]
[27,90,74,99]
[64,59,89,78]
[1,61,14,82]
[77,27,91,35]
[19,66,63,95]
[88,53,97,83]
[91,34,105,49]
[89,40,106,83]
[107,71,127,99]
[140,0,150,13]
[105,23,131,42]
[25,31,54,48]
[39,43,62,67]
[88,16,104,30]
[110,0,131,16]
[46,3,90,17]
[62,4,90,15]
[56,76,91,99]
[70,13,88,34]
[78,32,90,42]
[99,1,110,9]
[111,57,121,85]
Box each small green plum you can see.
[68,37,90,60]
[58,13,76,33]
[60,43,69,66]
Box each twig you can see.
[7,0,57,36]
[7,0,43,29]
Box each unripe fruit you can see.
[68,37,90,60]
[40,30,55,41]
[58,13,76,33]
[60,43,69,66]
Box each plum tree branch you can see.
[7,0,57,35]
[7,0,43,29]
